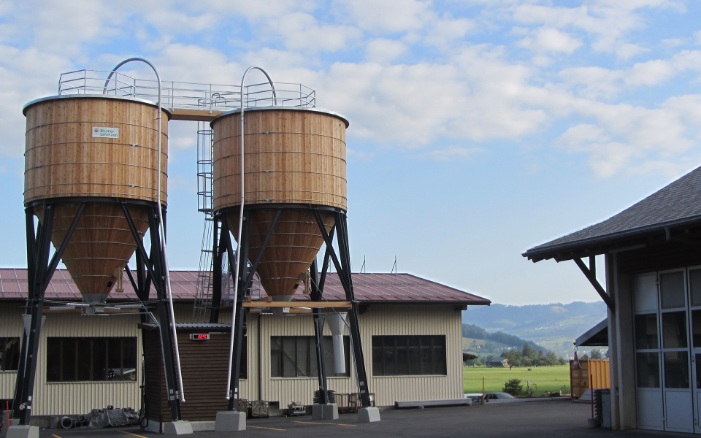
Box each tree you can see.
[590,349,603,359]
[503,378,523,397]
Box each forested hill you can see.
[462,323,544,353]
[462,301,607,358]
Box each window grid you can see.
[270,336,350,378]
[46,337,137,382]
[372,335,447,376]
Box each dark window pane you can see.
[660,271,685,309]
[636,352,660,388]
[662,312,687,348]
[372,335,446,376]
[691,269,701,307]
[635,314,658,349]
[47,337,136,382]
[664,351,689,389]
[63,339,77,381]
[92,339,107,380]
[46,340,61,381]
[693,311,701,348]
[0,338,20,371]
[271,336,345,378]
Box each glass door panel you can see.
[660,271,685,309]
[662,312,687,349]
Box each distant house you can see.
[0,269,489,423]
[524,166,701,434]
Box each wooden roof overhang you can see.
[523,216,701,263]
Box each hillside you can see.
[462,301,607,358]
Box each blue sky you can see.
[2,0,701,305]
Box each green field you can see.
[464,365,570,397]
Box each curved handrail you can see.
[105,58,186,405]
[226,66,277,401]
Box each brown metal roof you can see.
[0,268,490,306]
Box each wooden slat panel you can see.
[212,109,347,210]
[35,203,149,300]
[24,96,169,204]
[226,209,334,298]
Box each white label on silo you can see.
[92,127,119,138]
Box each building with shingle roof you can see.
[0,269,488,425]
[523,166,701,434]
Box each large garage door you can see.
[634,269,695,434]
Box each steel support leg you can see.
[147,207,182,421]
[314,209,372,408]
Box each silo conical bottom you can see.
[37,203,150,304]
[227,209,334,299]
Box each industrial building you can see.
[524,165,701,434]
[0,268,488,424]
[5,59,491,436]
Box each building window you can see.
[1,337,20,371]
[46,337,137,382]
[270,336,350,378]
[372,335,447,376]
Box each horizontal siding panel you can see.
[5,298,465,416]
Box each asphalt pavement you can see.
[29,399,689,438]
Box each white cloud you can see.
[333,0,432,34]
[365,39,407,63]
[559,66,622,100]
[626,59,677,87]
[555,95,699,177]
[509,2,677,59]
[517,27,582,54]
[424,16,475,49]
[262,12,362,53]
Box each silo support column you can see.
[310,261,330,405]
[313,309,330,404]
[147,209,182,421]
[314,210,373,409]
[224,214,249,411]
[14,204,83,425]
[210,219,223,323]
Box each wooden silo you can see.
[23,95,169,305]
[211,107,348,300]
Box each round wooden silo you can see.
[211,108,348,299]
[24,95,169,304]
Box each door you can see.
[634,273,664,430]
[659,271,693,433]
[689,268,701,433]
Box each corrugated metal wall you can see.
[33,311,143,415]
[1,301,464,416]
[361,304,464,405]
[252,304,463,407]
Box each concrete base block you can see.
[162,420,193,435]
[215,411,246,432]
[189,421,215,432]
[6,425,39,438]
[358,407,381,423]
[312,403,339,420]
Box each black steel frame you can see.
[212,204,372,410]
[14,197,183,424]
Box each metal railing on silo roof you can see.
[58,69,316,111]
